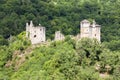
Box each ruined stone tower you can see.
[26,21,46,44]
[80,19,101,41]
[55,31,65,41]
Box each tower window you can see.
[34,35,36,38]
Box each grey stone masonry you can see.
[26,21,46,44]
[26,19,101,44]
[55,31,65,41]
[80,19,101,41]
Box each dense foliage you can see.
[0,0,120,80]
[0,33,120,80]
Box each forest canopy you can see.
[0,0,120,80]
[0,0,120,42]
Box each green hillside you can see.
[0,0,120,80]
[0,32,120,80]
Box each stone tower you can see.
[80,19,101,41]
[80,19,91,38]
[26,21,46,44]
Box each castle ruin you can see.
[80,19,101,41]
[26,19,101,44]
[26,21,46,44]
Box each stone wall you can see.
[55,31,65,41]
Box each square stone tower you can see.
[80,19,91,38]
[26,21,46,44]
[80,19,101,41]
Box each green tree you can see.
[76,38,102,66]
